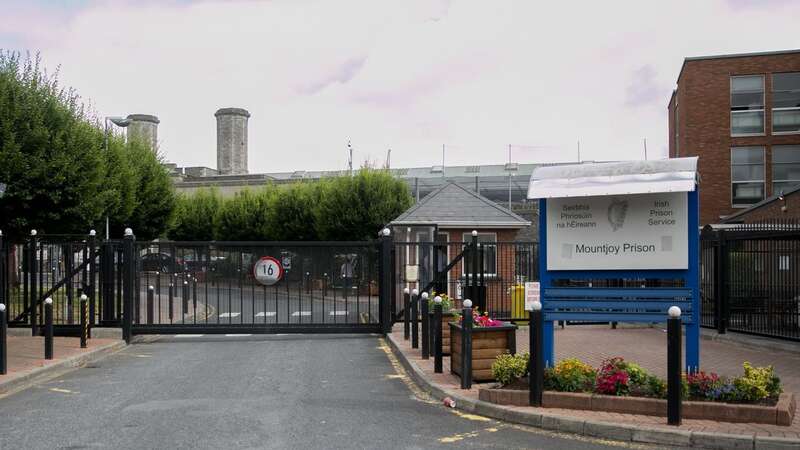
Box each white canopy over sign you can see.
[527,157,698,199]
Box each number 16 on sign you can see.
[254,256,283,286]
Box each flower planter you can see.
[449,322,517,382]
[427,311,459,355]
[478,387,797,426]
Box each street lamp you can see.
[104,116,132,240]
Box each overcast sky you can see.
[2,0,799,173]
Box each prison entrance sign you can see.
[527,157,701,372]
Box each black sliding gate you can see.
[1,234,392,337]
[130,240,387,334]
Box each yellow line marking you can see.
[451,409,492,422]
[49,388,77,394]
[384,374,404,379]
[376,338,437,404]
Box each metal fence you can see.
[394,241,539,320]
[700,221,800,341]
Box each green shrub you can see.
[732,362,782,402]
[550,358,596,392]
[491,352,529,386]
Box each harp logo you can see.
[607,198,628,232]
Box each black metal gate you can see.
[1,232,393,338]
[128,239,390,335]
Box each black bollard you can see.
[0,303,7,374]
[421,292,429,359]
[147,286,155,325]
[411,289,419,349]
[667,306,683,426]
[182,280,189,314]
[80,294,88,348]
[403,288,410,340]
[433,296,443,374]
[460,300,473,389]
[44,298,54,360]
[529,303,544,406]
[168,283,174,321]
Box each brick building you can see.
[668,49,800,224]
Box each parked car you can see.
[140,252,185,273]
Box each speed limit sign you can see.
[253,256,283,286]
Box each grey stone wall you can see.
[126,114,159,152]
[215,108,250,175]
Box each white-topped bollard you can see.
[667,305,682,425]
[44,297,54,359]
[668,305,682,318]
[124,228,133,237]
[463,299,473,308]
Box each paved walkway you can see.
[516,325,800,395]
[0,335,122,394]
[390,326,800,443]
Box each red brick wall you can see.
[671,52,800,225]
[725,189,800,223]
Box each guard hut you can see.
[527,157,701,372]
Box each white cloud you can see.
[3,0,800,172]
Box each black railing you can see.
[700,221,800,341]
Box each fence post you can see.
[403,287,410,340]
[101,241,115,324]
[421,292,429,359]
[718,230,728,334]
[88,230,97,325]
[478,243,485,311]
[433,295,443,373]
[667,306,682,426]
[182,280,189,314]
[44,297,53,359]
[529,301,544,406]
[380,228,392,334]
[460,299,473,389]
[80,294,88,348]
[471,230,479,310]
[122,229,135,345]
[0,303,7,375]
[29,230,38,335]
[147,286,154,324]
[411,288,419,348]
[0,231,4,312]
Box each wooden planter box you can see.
[428,311,459,355]
[449,322,517,382]
[478,388,797,426]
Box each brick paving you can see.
[515,324,800,395]
[390,326,800,441]
[0,335,120,390]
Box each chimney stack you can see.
[126,114,159,152]
[215,107,250,175]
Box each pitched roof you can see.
[391,182,530,228]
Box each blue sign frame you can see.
[538,189,700,372]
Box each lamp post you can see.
[104,116,132,240]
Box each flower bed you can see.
[449,313,516,382]
[478,355,795,425]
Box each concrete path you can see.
[0,334,665,449]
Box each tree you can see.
[169,187,222,241]
[314,169,412,240]
[123,138,177,241]
[266,183,319,241]
[214,188,273,241]
[0,52,107,239]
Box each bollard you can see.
[667,306,682,426]
[411,289,419,349]
[192,277,197,312]
[529,301,544,407]
[147,286,155,325]
[420,292,430,359]
[323,273,328,297]
[44,297,53,360]
[403,288,410,340]
[168,283,174,321]
[433,295,443,374]
[0,303,7,375]
[460,299,473,389]
[182,280,189,314]
[80,294,88,348]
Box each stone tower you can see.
[215,108,250,175]
[126,114,159,152]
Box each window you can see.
[772,145,800,193]
[772,72,800,134]
[462,232,497,276]
[731,147,765,206]
[731,75,764,135]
